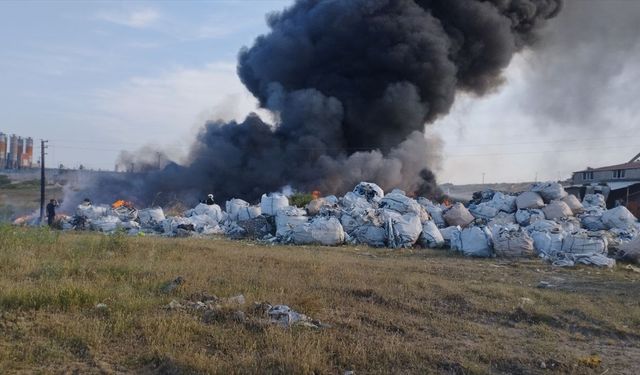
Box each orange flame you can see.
[442,198,453,208]
[311,190,321,199]
[112,200,133,209]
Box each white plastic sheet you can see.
[138,207,166,227]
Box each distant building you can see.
[569,153,640,217]
[0,132,34,169]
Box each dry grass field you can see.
[0,226,639,374]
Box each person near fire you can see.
[46,199,58,226]
[204,194,215,205]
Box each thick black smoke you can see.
[70,0,562,207]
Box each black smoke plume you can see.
[70,0,562,207]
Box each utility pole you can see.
[482,172,485,185]
[39,140,48,224]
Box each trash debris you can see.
[161,276,185,294]
[267,304,328,329]
[291,217,345,246]
[582,193,606,209]
[536,281,555,289]
[352,182,384,204]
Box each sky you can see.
[1,0,639,185]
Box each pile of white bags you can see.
[384,212,422,249]
[583,194,606,209]
[515,209,545,226]
[417,198,446,228]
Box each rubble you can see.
[41,180,639,269]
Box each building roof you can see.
[575,161,640,173]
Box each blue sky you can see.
[1,1,639,184]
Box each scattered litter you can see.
[624,264,640,273]
[160,276,185,294]
[267,304,329,329]
[536,281,555,289]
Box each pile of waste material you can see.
[43,181,640,268]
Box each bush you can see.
[289,193,314,208]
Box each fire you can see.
[311,190,321,199]
[441,198,453,208]
[112,200,134,209]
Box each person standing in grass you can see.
[46,199,58,226]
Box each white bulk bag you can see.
[601,206,637,230]
[261,193,289,216]
[516,192,545,210]
[531,230,564,257]
[380,192,429,222]
[275,206,308,237]
[352,225,387,247]
[542,201,573,220]
[491,192,517,213]
[469,203,500,220]
[492,225,535,258]
[451,226,493,257]
[386,213,422,249]
[530,182,568,202]
[138,207,166,227]
[417,198,446,228]
[515,209,545,227]
[439,226,461,248]
[91,215,120,232]
[561,195,584,214]
[292,217,345,246]
[353,182,384,204]
[561,232,608,255]
[443,203,474,227]
[582,193,606,209]
[420,221,445,248]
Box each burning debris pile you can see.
[48,181,639,268]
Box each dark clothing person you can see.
[46,200,57,226]
[204,194,215,205]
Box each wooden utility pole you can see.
[39,140,48,224]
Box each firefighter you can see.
[46,199,58,226]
